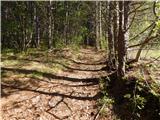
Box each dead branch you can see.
[128,35,158,48]
[129,22,155,42]
[129,2,145,15]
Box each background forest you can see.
[1,1,160,120]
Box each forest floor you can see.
[1,48,113,120]
[1,48,160,120]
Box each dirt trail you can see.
[1,48,108,120]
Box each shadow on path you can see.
[2,83,102,101]
[2,67,100,83]
[67,58,107,65]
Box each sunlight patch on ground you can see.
[1,60,20,67]
[1,59,65,75]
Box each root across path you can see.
[1,48,108,120]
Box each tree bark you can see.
[124,1,130,60]
[64,1,69,45]
[117,1,126,78]
[113,1,118,69]
[96,1,100,50]
[99,1,102,49]
[51,2,55,47]
[35,10,40,47]
[47,1,53,49]
[108,1,114,69]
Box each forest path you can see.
[1,48,109,120]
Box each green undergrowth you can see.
[98,61,160,120]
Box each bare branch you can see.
[135,7,152,13]
[129,22,155,41]
[129,21,158,49]
[128,35,158,48]
[128,3,144,15]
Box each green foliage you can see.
[133,95,147,110]
[156,20,160,28]
[100,36,108,50]
[123,72,160,118]
[2,1,159,52]
[98,95,115,106]
[99,77,115,106]
[71,35,83,45]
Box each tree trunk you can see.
[64,1,69,45]
[47,1,52,49]
[51,2,55,47]
[99,1,102,49]
[35,11,40,47]
[124,1,130,60]
[33,6,37,47]
[21,16,25,51]
[108,1,114,69]
[96,1,100,50]
[29,1,34,48]
[117,1,126,78]
[113,1,118,69]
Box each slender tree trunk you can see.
[117,1,126,78]
[99,1,102,49]
[51,2,55,47]
[33,6,37,47]
[35,9,40,47]
[124,1,130,60]
[34,2,40,48]
[64,1,69,45]
[113,1,118,69]
[108,1,114,69]
[47,1,52,49]
[30,1,36,48]
[96,1,100,50]
[22,16,25,51]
